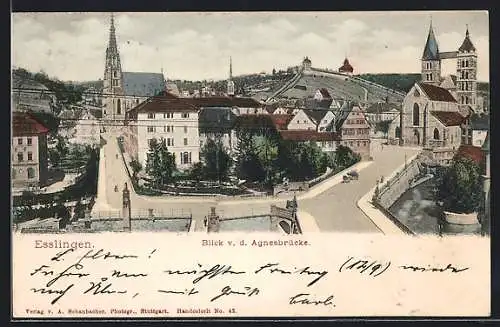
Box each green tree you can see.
[200,138,232,182]
[145,138,176,187]
[234,130,265,182]
[375,120,392,138]
[335,145,361,169]
[188,162,205,181]
[436,157,482,214]
[129,159,143,178]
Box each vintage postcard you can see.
[11,11,490,319]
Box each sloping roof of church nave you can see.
[430,111,466,127]
[417,82,457,103]
[122,72,166,97]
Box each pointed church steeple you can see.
[459,24,476,52]
[103,13,123,118]
[229,56,233,79]
[422,19,440,60]
[107,13,119,56]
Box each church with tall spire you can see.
[102,14,166,120]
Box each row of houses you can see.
[121,91,372,170]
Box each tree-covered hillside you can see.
[356,73,422,93]
[12,67,84,108]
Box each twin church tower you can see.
[421,20,479,111]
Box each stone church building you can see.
[102,14,166,121]
[394,22,481,164]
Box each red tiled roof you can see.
[12,112,49,136]
[127,96,199,118]
[339,58,354,73]
[264,103,279,114]
[185,96,263,108]
[279,130,340,141]
[269,114,294,130]
[430,111,466,126]
[454,145,484,165]
[418,83,457,102]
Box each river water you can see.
[388,179,482,235]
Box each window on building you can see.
[148,139,154,147]
[181,152,190,164]
[147,126,155,133]
[27,138,32,145]
[27,152,33,161]
[11,168,16,179]
[136,99,140,104]
[17,153,23,162]
[167,138,174,147]
[433,128,440,140]
[182,113,189,118]
[27,167,35,179]
[184,126,188,133]
[184,138,188,146]
[18,138,22,145]
[147,113,155,119]
[117,99,121,115]
[413,103,420,126]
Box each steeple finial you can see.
[466,24,470,37]
[107,13,118,52]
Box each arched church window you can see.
[413,103,420,126]
[113,71,117,78]
[117,99,121,115]
[433,128,440,140]
[465,60,469,67]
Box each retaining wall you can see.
[377,158,423,209]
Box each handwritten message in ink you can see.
[13,234,489,317]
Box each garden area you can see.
[122,119,361,197]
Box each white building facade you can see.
[124,97,200,171]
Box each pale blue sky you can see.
[12,11,489,82]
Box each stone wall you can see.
[376,157,424,209]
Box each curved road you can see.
[95,132,419,233]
